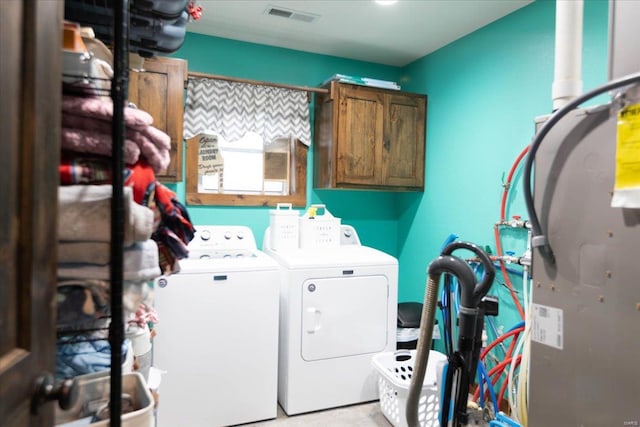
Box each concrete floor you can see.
[242,402,394,427]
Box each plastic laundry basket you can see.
[372,349,447,427]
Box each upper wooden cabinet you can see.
[129,56,187,182]
[314,81,427,190]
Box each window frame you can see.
[184,136,308,207]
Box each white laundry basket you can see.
[269,203,300,250]
[55,372,154,427]
[372,349,447,427]
[298,204,340,248]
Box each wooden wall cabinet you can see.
[129,56,187,182]
[314,81,427,190]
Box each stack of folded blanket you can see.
[56,94,195,380]
[61,95,171,174]
[59,94,196,274]
[58,155,195,274]
[56,184,159,379]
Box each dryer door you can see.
[301,275,388,361]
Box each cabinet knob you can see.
[384,139,391,151]
[31,373,79,414]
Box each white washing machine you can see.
[154,225,280,427]
[263,225,398,415]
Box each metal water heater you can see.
[528,2,640,425]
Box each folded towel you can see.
[57,279,110,329]
[61,115,171,173]
[58,241,111,265]
[135,132,170,174]
[56,336,130,380]
[142,125,171,150]
[58,239,161,282]
[61,127,141,165]
[60,154,158,208]
[62,95,154,130]
[58,185,154,245]
[62,114,171,150]
[56,279,152,328]
[59,153,112,185]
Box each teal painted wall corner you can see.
[396,0,609,340]
[167,0,610,339]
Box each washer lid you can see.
[264,245,397,269]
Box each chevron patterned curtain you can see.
[183,78,311,146]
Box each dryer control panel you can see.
[339,225,361,246]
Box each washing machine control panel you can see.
[187,225,258,259]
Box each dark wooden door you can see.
[0,1,62,426]
[129,56,187,182]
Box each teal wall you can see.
[171,0,609,330]
[170,33,402,255]
[396,0,609,334]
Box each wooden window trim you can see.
[185,137,308,207]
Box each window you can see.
[182,75,316,207]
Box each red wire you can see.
[473,328,523,402]
[500,145,530,221]
[475,145,531,407]
[480,326,525,361]
[478,354,523,406]
[495,145,530,320]
[486,354,522,378]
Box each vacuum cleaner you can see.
[406,241,496,427]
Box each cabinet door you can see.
[129,57,187,182]
[0,1,61,425]
[336,85,384,186]
[382,93,426,189]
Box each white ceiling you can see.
[186,0,533,67]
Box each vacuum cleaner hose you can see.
[441,241,496,306]
[406,255,476,427]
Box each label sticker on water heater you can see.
[531,303,564,350]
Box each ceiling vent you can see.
[264,5,319,23]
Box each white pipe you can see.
[552,0,584,110]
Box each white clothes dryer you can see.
[263,225,398,415]
[154,226,280,427]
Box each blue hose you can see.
[440,233,459,251]
[478,361,499,417]
[452,278,460,312]
[494,262,523,276]
[439,234,459,356]
[489,413,523,427]
[507,321,525,332]
[470,260,523,276]
[477,365,485,409]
